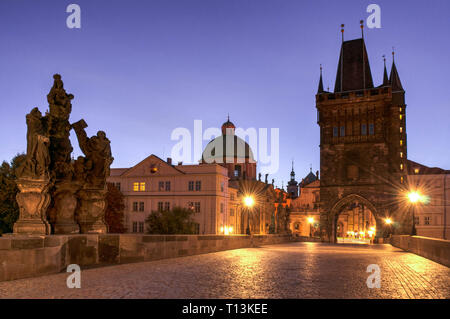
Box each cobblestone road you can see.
[0,243,448,299]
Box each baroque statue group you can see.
[13,74,113,235]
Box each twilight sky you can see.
[0,0,449,187]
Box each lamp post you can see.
[307,217,314,237]
[384,218,393,237]
[243,195,255,235]
[407,191,423,236]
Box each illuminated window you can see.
[400,152,403,158]
[399,114,403,120]
[400,176,404,184]
[414,168,420,174]
[400,164,403,170]
[361,124,367,135]
[399,107,402,113]
[400,127,403,133]
[139,182,146,191]
[133,182,139,191]
[400,140,403,146]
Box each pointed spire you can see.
[389,49,404,91]
[382,55,389,86]
[317,64,324,93]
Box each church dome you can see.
[202,134,255,164]
[202,118,255,164]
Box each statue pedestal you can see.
[77,188,108,234]
[13,178,52,235]
[49,181,80,234]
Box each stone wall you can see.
[0,234,292,282]
[390,235,450,267]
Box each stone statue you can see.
[16,108,50,179]
[72,119,114,188]
[14,107,52,235]
[13,74,113,235]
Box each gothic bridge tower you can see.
[316,24,408,242]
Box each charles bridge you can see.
[0,74,449,299]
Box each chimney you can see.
[167,157,172,165]
[258,173,261,181]
[316,170,319,179]
[178,161,183,166]
[265,174,268,184]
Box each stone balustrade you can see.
[0,234,292,282]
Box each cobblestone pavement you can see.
[0,242,448,299]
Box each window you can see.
[361,124,367,135]
[369,123,374,135]
[195,181,201,191]
[399,107,402,113]
[139,182,146,191]
[230,193,235,201]
[220,203,224,214]
[400,140,403,146]
[159,181,164,191]
[400,164,403,170]
[139,202,144,212]
[132,202,138,212]
[188,181,194,191]
[414,168,420,174]
[333,127,338,137]
[115,182,121,191]
[193,223,200,234]
[132,222,138,233]
[400,152,403,158]
[414,217,419,226]
[133,182,139,192]
[194,202,200,213]
[221,182,224,192]
[400,127,403,133]
[234,165,241,177]
[138,222,144,233]
[424,216,431,225]
[399,114,403,120]
[165,181,171,191]
[401,176,404,184]
[340,126,345,137]
[164,202,170,211]
[230,208,234,216]
[158,202,163,212]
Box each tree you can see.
[0,154,26,235]
[145,206,196,234]
[105,182,126,233]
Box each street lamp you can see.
[243,195,255,235]
[307,217,314,237]
[407,190,427,236]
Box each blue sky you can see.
[0,0,449,187]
